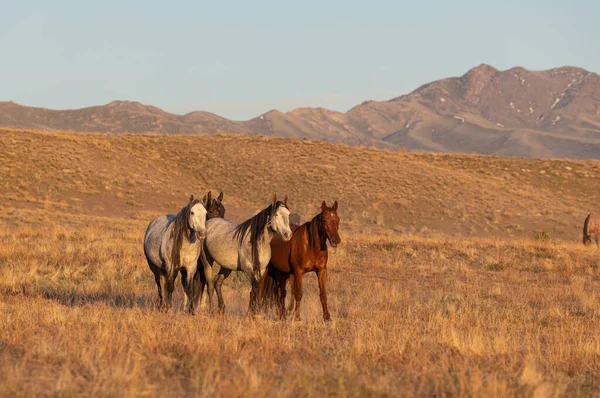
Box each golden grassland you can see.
[1,128,600,396]
[1,222,599,396]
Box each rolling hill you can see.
[1,65,600,159]
[1,128,599,241]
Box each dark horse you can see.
[205,191,225,220]
[259,201,341,321]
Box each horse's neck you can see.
[248,226,273,264]
[262,226,275,247]
[308,217,326,252]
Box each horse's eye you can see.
[191,211,195,215]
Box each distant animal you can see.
[196,195,292,315]
[260,201,341,321]
[143,194,209,314]
[583,213,600,246]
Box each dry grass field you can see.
[1,128,600,396]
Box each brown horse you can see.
[259,201,341,321]
[583,213,600,246]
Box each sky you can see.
[1,0,599,120]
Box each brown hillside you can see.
[1,128,599,241]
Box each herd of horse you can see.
[143,190,598,322]
[143,192,341,321]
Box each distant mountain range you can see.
[2,64,599,159]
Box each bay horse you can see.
[583,213,600,246]
[196,195,292,314]
[259,200,341,321]
[143,194,209,314]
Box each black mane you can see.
[306,211,327,251]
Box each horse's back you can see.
[144,214,175,268]
[205,218,240,269]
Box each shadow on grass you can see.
[1,284,259,317]
[41,288,156,309]
[1,285,155,310]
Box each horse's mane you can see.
[171,198,203,268]
[234,201,287,272]
[584,213,593,242]
[306,211,327,251]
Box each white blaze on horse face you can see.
[189,202,207,239]
[272,206,292,241]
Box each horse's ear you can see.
[202,194,207,204]
[273,194,277,204]
[189,194,194,202]
[332,200,338,212]
[207,191,212,203]
[218,191,224,201]
[321,201,327,212]
[284,195,288,206]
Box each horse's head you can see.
[188,194,207,239]
[204,191,225,220]
[270,194,292,241]
[321,200,341,248]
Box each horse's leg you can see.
[192,268,206,312]
[165,270,178,312]
[181,267,197,315]
[257,268,274,312]
[286,274,295,317]
[153,272,163,310]
[277,275,288,320]
[214,269,232,314]
[596,235,599,248]
[199,250,215,314]
[180,268,189,311]
[293,272,304,321]
[316,268,331,322]
[243,268,260,316]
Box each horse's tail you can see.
[584,213,595,245]
[259,265,279,312]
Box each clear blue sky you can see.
[1,0,598,120]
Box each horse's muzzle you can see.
[329,236,341,247]
[197,229,207,240]
[282,231,292,242]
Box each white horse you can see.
[144,195,208,314]
[196,195,292,314]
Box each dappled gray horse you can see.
[144,195,208,313]
[197,195,292,314]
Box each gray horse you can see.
[197,195,292,315]
[143,194,208,314]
